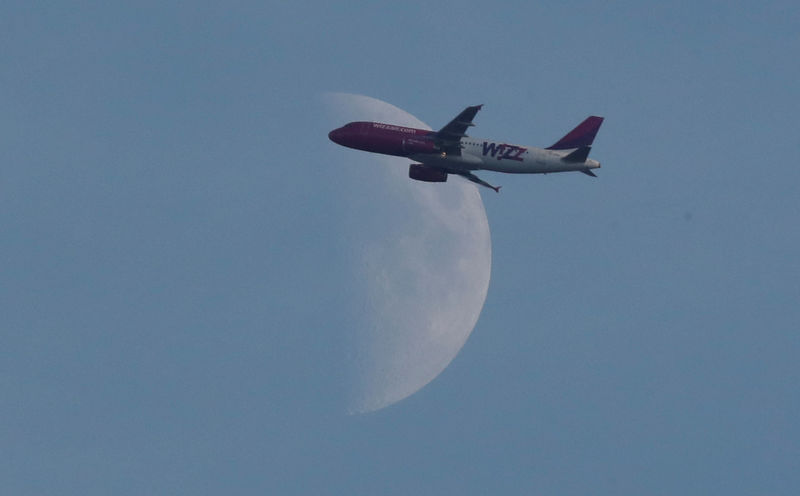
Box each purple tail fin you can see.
[547,116,604,150]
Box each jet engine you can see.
[409,164,448,183]
[401,137,438,155]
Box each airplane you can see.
[328,104,604,192]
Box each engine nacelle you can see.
[402,137,438,155]
[409,164,448,183]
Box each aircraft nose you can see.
[328,127,343,144]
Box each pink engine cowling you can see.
[408,164,448,183]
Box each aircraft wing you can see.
[436,104,482,154]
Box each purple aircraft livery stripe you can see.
[546,116,604,150]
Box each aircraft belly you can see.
[479,156,552,174]
[480,160,536,173]
[411,152,482,171]
[479,154,583,174]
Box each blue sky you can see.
[2,1,799,494]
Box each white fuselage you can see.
[411,137,600,174]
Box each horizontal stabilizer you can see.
[562,146,591,163]
[580,169,598,177]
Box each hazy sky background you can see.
[3,1,799,494]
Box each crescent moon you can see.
[325,93,492,414]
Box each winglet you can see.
[453,170,500,193]
[437,105,484,140]
[547,116,604,150]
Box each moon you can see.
[324,93,492,414]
